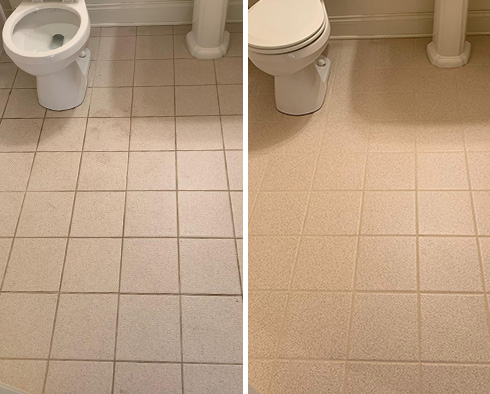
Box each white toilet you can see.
[2,0,91,111]
[248,0,331,116]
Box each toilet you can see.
[248,0,331,116]
[2,0,91,111]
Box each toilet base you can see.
[37,48,91,111]
[274,56,331,116]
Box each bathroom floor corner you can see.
[0,23,243,394]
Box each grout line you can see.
[0,291,244,296]
[249,357,490,366]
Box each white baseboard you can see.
[88,0,243,26]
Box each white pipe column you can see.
[427,0,471,67]
[186,0,230,59]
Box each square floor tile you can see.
[0,119,43,152]
[38,118,87,151]
[0,63,17,88]
[180,239,240,294]
[136,35,173,59]
[418,152,468,190]
[361,191,416,235]
[17,192,74,236]
[226,33,243,57]
[78,152,128,191]
[98,36,136,60]
[218,85,243,115]
[175,59,215,85]
[173,35,192,59]
[70,192,125,237]
[184,364,242,394]
[130,117,175,150]
[356,236,417,291]
[4,89,45,118]
[350,293,419,361]
[0,153,34,191]
[28,152,81,191]
[464,122,490,152]
[304,191,362,235]
[278,292,351,359]
[365,153,415,190]
[292,236,357,291]
[124,191,177,236]
[61,238,122,292]
[0,293,57,358]
[368,122,416,152]
[93,60,134,87]
[419,237,482,292]
[215,57,243,84]
[230,191,242,237]
[3,238,66,291]
[132,87,175,117]
[175,86,219,116]
[121,238,179,293]
[84,118,130,151]
[0,89,9,115]
[221,115,243,149]
[181,296,242,363]
[480,237,490,289]
[128,152,175,190]
[0,238,11,284]
[178,191,233,237]
[0,192,23,236]
[473,191,490,235]
[176,116,223,150]
[89,88,132,117]
[416,123,465,152]
[468,152,490,189]
[14,70,37,89]
[114,363,181,394]
[137,25,173,35]
[177,151,227,190]
[421,364,490,394]
[313,152,366,190]
[421,295,490,362]
[134,59,174,86]
[117,295,181,361]
[418,191,475,235]
[51,294,118,359]
[0,360,47,394]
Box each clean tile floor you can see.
[0,24,243,394]
[249,37,490,394]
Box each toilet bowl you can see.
[248,0,331,116]
[2,0,91,111]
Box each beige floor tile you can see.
[365,152,415,190]
[44,361,113,394]
[93,60,134,87]
[120,238,179,293]
[468,152,490,189]
[218,84,243,115]
[124,191,177,236]
[356,236,417,291]
[464,122,490,151]
[467,35,490,65]
[416,123,465,152]
[70,192,125,237]
[17,192,74,236]
[116,295,181,361]
[176,85,219,116]
[136,35,173,59]
[421,364,490,394]
[419,237,482,292]
[46,88,92,118]
[361,191,416,235]
[28,152,81,191]
[175,59,215,85]
[0,360,47,394]
[460,90,490,120]
[418,152,468,190]
[270,361,344,394]
[236,239,243,280]
[261,152,317,191]
[226,33,243,57]
[313,151,366,190]
[456,65,490,91]
[184,364,242,394]
[249,360,274,394]
[0,192,23,236]
[84,118,130,151]
[128,152,175,190]
[420,294,490,362]
[479,237,490,289]
[249,192,308,235]
[86,37,100,61]
[221,115,243,149]
[304,191,362,235]
[412,66,460,92]
[346,362,419,394]
[101,26,136,37]
[78,152,128,191]
[97,36,136,60]
[114,363,181,394]
[180,238,239,294]
[226,150,243,190]
[4,89,45,118]
[61,238,121,292]
[134,59,174,86]
[0,238,11,284]
[0,119,43,152]
[38,118,87,151]
[472,191,490,235]
[0,293,57,358]
[413,91,461,121]
[181,295,242,363]
[350,293,418,361]
[292,236,357,291]
[51,294,117,359]
[418,191,475,235]
[137,25,173,36]
[173,25,192,34]
[177,151,227,190]
[215,57,243,85]
[178,191,233,237]
[132,86,175,117]
[231,191,243,237]
[173,35,192,59]
[176,116,222,150]
[368,122,416,152]
[3,238,66,291]
[278,293,351,359]
[130,117,175,150]
[0,153,34,191]
[248,153,270,191]
[0,89,9,115]
[89,87,132,117]
[0,63,17,88]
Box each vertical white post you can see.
[427,0,471,67]
[186,0,230,59]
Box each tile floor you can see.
[0,24,243,394]
[249,36,490,393]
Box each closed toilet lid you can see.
[249,0,325,50]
